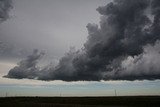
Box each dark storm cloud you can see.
[5,0,160,81]
[0,0,12,21]
[104,40,160,80]
[4,49,44,79]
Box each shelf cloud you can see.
[5,0,160,81]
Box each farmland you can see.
[0,96,160,107]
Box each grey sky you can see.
[0,0,111,84]
[0,0,111,61]
[0,0,160,96]
[2,0,160,81]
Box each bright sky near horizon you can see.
[1,60,160,97]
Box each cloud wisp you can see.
[5,0,160,81]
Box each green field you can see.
[0,96,160,107]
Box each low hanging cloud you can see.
[104,40,160,80]
[4,49,45,79]
[5,0,160,81]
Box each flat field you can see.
[0,96,160,107]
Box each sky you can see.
[0,0,110,60]
[0,0,160,97]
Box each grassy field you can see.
[0,96,160,107]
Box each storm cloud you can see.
[5,0,160,81]
[0,0,12,21]
[4,49,44,79]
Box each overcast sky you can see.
[0,0,111,61]
[0,0,115,96]
[0,0,160,96]
[0,0,111,76]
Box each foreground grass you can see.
[0,96,160,107]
